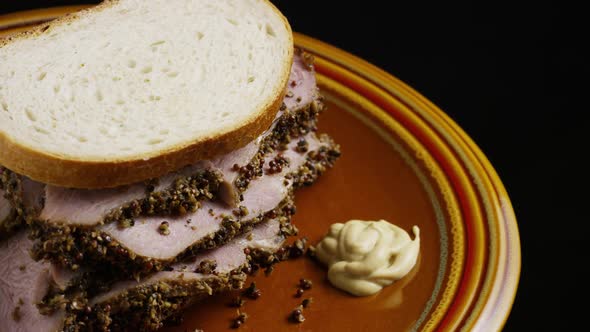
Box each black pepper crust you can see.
[31,195,297,277]
[297,48,316,70]
[37,198,306,320]
[290,134,341,188]
[55,231,306,332]
[70,170,217,223]
[29,132,339,276]
[106,170,223,228]
[0,166,222,236]
[234,94,325,193]
[39,209,318,332]
[0,167,32,237]
[60,271,247,332]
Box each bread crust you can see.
[0,0,294,189]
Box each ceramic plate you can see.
[0,7,521,332]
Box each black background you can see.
[0,1,586,331]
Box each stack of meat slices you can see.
[0,53,340,331]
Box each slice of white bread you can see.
[0,0,293,188]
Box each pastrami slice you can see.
[0,232,65,332]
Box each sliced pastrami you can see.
[284,51,318,112]
[94,218,283,305]
[0,232,65,332]
[212,136,264,206]
[39,161,221,227]
[0,220,286,332]
[31,133,339,276]
[96,134,321,258]
[62,218,288,332]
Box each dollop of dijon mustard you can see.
[315,220,420,296]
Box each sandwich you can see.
[0,1,340,331]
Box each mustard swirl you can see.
[315,220,420,296]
